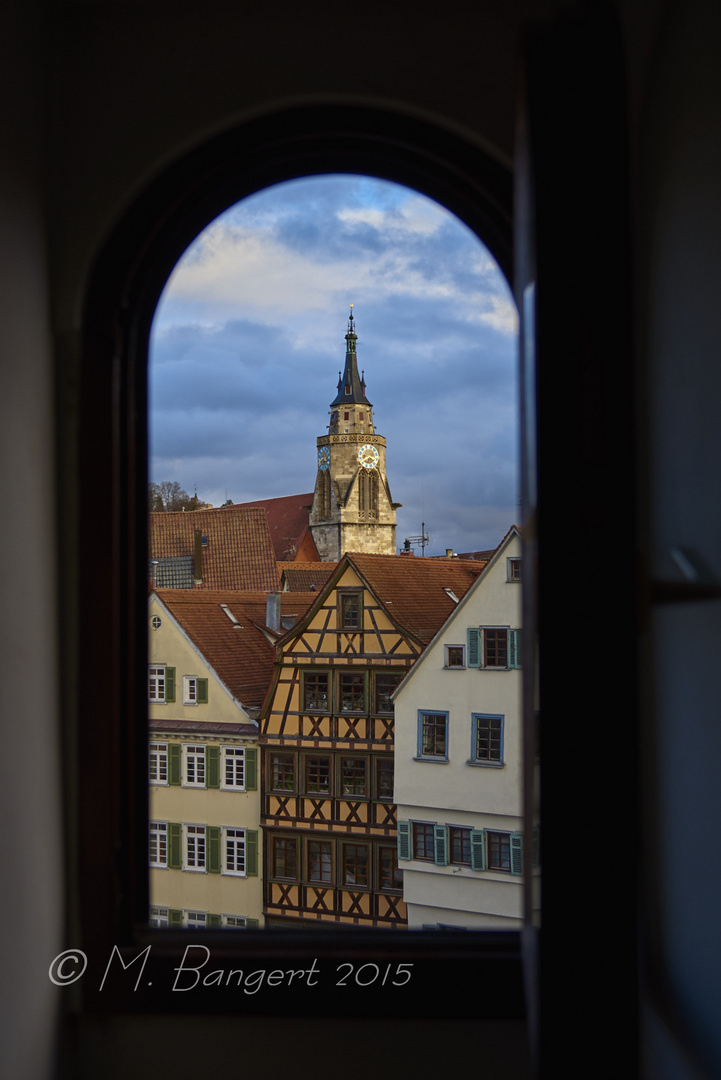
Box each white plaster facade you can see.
[393,528,523,929]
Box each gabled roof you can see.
[391,526,522,694]
[149,506,280,590]
[231,493,318,562]
[278,561,338,593]
[153,589,317,711]
[347,553,485,644]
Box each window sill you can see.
[466,759,505,768]
[413,755,449,764]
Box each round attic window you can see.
[151,616,162,630]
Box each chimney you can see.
[266,592,281,633]
[446,548,453,558]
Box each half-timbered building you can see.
[260,553,485,928]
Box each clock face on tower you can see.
[358,444,379,470]
[318,446,331,471]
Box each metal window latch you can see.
[651,547,721,603]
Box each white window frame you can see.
[149,906,169,927]
[221,914,248,928]
[183,675,198,705]
[149,821,168,868]
[148,741,168,784]
[183,824,207,871]
[222,826,247,876]
[183,743,206,787]
[507,557,522,582]
[444,644,466,669]
[220,745,246,790]
[183,909,207,929]
[148,664,166,701]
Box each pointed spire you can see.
[331,306,371,406]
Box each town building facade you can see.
[259,552,484,928]
[393,528,524,929]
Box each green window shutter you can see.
[207,745,220,789]
[398,821,411,861]
[467,628,481,669]
[168,823,182,869]
[245,830,258,876]
[470,829,486,871]
[168,744,181,785]
[207,913,221,928]
[245,747,257,791]
[434,824,448,866]
[510,832,524,876]
[168,908,183,928]
[207,826,221,872]
[165,667,176,702]
[509,629,522,669]
[246,918,259,929]
[196,678,208,703]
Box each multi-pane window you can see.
[149,822,168,867]
[222,915,248,928]
[375,671,402,713]
[270,753,295,791]
[273,836,297,879]
[507,557,522,581]
[487,831,512,872]
[149,906,169,927]
[341,757,366,796]
[484,629,508,668]
[418,711,448,758]
[379,846,403,891]
[148,741,168,783]
[449,827,471,866]
[184,910,207,929]
[472,714,503,763]
[342,843,369,887]
[444,645,465,668]
[413,823,435,861]
[183,676,198,704]
[148,665,166,701]
[184,825,206,871]
[307,840,332,883]
[223,827,246,875]
[184,744,205,787]
[338,591,362,629]
[221,746,245,788]
[303,672,329,711]
[340,672,365,712]
[376,756,394,800]
[305,756,331,794]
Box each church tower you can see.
[310,308,400,561]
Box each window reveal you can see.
[341,757,367,796]
[273,836,298,880]
[419,711,448,758]
[342,843,369,887]
[308,840,332,883]
[271,753,295,791]
[340,672,365,712]
[338,591,362,629]
[303,671,329,711]
[305,756,331,794]
[472,714,503,763]
[449,827,471,866]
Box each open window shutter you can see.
[168,908,183,928]
[206,745,220,788]
[164,667,175,702]
[434,824,448,866]
[168,823,182,869]
[511,832,524,875]
[509,629,521,669]
[245,830,258,876]
[207,826,221,872]
[398,821,411,860]
[470,829,486,871]
[196,678,208,703]
[207,913,221,928]
[467,627,481,668]
[245,746,257,791]
[168,743,181,785]
[246,918,259,929]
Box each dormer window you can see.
[345,385,351,394]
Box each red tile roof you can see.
[155,589,317,711]
[339,553,485,645]
[231,494,318,562]
[149,507,280,591]
[278,561,338,593]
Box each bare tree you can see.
[148,481,202,512]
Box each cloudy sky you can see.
[149,175,519,556]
